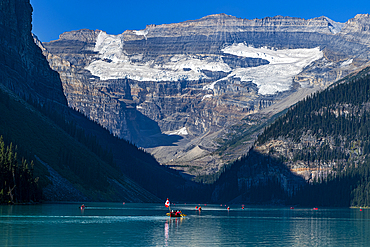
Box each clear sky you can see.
[30,0,370,42]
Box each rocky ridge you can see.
[0,0,67,106]
[41,13,370,178]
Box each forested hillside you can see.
[254,66,370,207]
[211,66,370,206]
[257,66,370,164]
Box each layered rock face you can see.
[339,14,370,46]
[41,13,370,177]
[38,29,161,145]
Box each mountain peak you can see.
[340,13,370,46]
[203,13,231,18]
[354,13,370,19]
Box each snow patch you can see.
[93,31,126,63]
[133,29,148,40]
[87,60,207,81]
[324,17,345,34]
[167,127,188,136]
[340,59,353,67]
[203,78,224,91]
[222,44,321,65]
[202,94,213,101]
[164,55,231,73]
[133,30,148,36]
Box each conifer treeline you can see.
[31,101,116,169]
[0,136,40,204]
[254,69,370,207]
[258,72,370,151]
[292,159,370,207]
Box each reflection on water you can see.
[1,203,370,246]
[165,221,169,246]
[164,217,185,246]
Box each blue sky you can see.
[30,0,370,42]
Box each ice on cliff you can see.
[86,31,323,95]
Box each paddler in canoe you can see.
[166,210,186,217]
[164,198,186,217]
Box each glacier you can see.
[87,31,323,95]
[221,45,323,95]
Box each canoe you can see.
[166,212,186,217]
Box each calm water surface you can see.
[1,202,369,246]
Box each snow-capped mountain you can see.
[41,13,370,176]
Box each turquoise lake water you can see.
[1,202,369,246]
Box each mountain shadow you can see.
[129,110,184,148]
[211,148,306,204]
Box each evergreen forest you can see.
[0,136,41,203]
[254,67,370,207]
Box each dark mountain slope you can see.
[0,83,159,202]
[0,0,66,106]
[0,0,202,203]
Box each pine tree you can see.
[0,136,40,204]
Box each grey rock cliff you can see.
[339,14,370,46]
